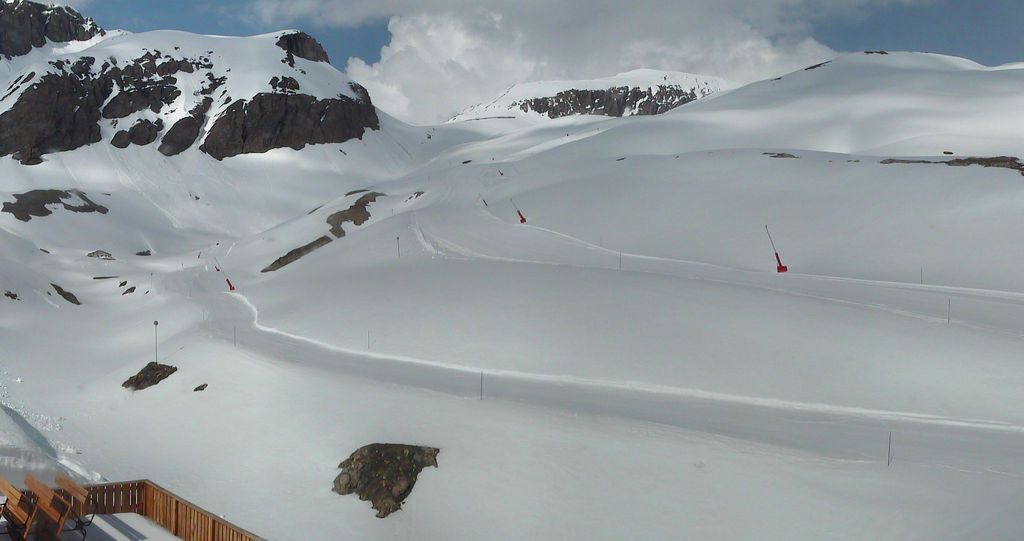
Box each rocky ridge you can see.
[0,1,379,164]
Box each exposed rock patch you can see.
[0,1,104,59]
[1,189,108,222]
[4,291,19,301]
[122,286,136,295]
[50,283,80,305]
[276,31,330,64]
[200,90,379,160]
[270,76,300,93]
[112,118,163,148]
[194,384,208,392]
[0,72,109,164]
[327,192,383,238]
[763,152,798,159]
[262,192,384,272]
[157,97,214,156]
[136,250,151,256]
[880,156,1024,176]
[261,235,332,273]
[516,84,706,119]
[333,444,439,518]
[123,361,177,391]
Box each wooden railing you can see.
[85,480,264,541]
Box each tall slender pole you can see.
[765,224,779,253]
[887,431,892,467]
[397,236,401,258]
[947,299,951,324]
[153,320,159,362]
[480,372,484,400]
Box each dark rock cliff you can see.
[200,84,379,160]
[0,9,379,164]
[519,85,706,119]
[0,1,103,59]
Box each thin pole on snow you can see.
[887,431,892,467]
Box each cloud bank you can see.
[248,0,931,124]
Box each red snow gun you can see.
[765,225,788,273]
[511,198,527,224]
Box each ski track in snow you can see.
[196,287,1024,475]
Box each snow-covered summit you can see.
[449,69,733,122]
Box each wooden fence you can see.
[85,480,264,541]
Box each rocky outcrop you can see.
[269,76,300,93]
[880,156,1024,177]
[261,236,332,273]
[333,444,439,518]
[519,85,704,119]
[0,1,104,59]
[112,119,163,148]
[158,98,212,156]
[276,31,330,64]
[0,5,378,164]
[200,89,379,160]
[0,72,110,164]
[327,192,382,237]
[1,189,108,222]
[262,192,384,273]
[123,362,177,391]
[50,283,80,305]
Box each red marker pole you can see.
[765,224,788,273]
[511,198,527,224]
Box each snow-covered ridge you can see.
[449,68,733,121]
[0,17,377,164]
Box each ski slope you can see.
[2,50,1024,539]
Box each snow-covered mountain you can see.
[2,3,1024,536]
[0,1,378,165]
[449,69,732,121]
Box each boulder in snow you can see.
[333,443,439,518]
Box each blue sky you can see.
[812,0,1024,66]
[76,1,390,65]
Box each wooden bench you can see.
[24,473,72,541]
[54,473,94,539]
[0,475,38,541]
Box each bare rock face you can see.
[122,362,177,391]
[518,85,705,119]
[0,5,379,164]
[0,70,110,164]
[333,444,439,518]
[276,31,330,64]
[112,119,164,148]
[200,89,379,160]
[0,1,104,59]
[1,189,108,221]
[50,283,81,305]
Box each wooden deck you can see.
[83,480,263,541]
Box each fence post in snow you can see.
[480,372,484,400]
[887,431,892,467]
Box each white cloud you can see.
[247,0,933,124]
